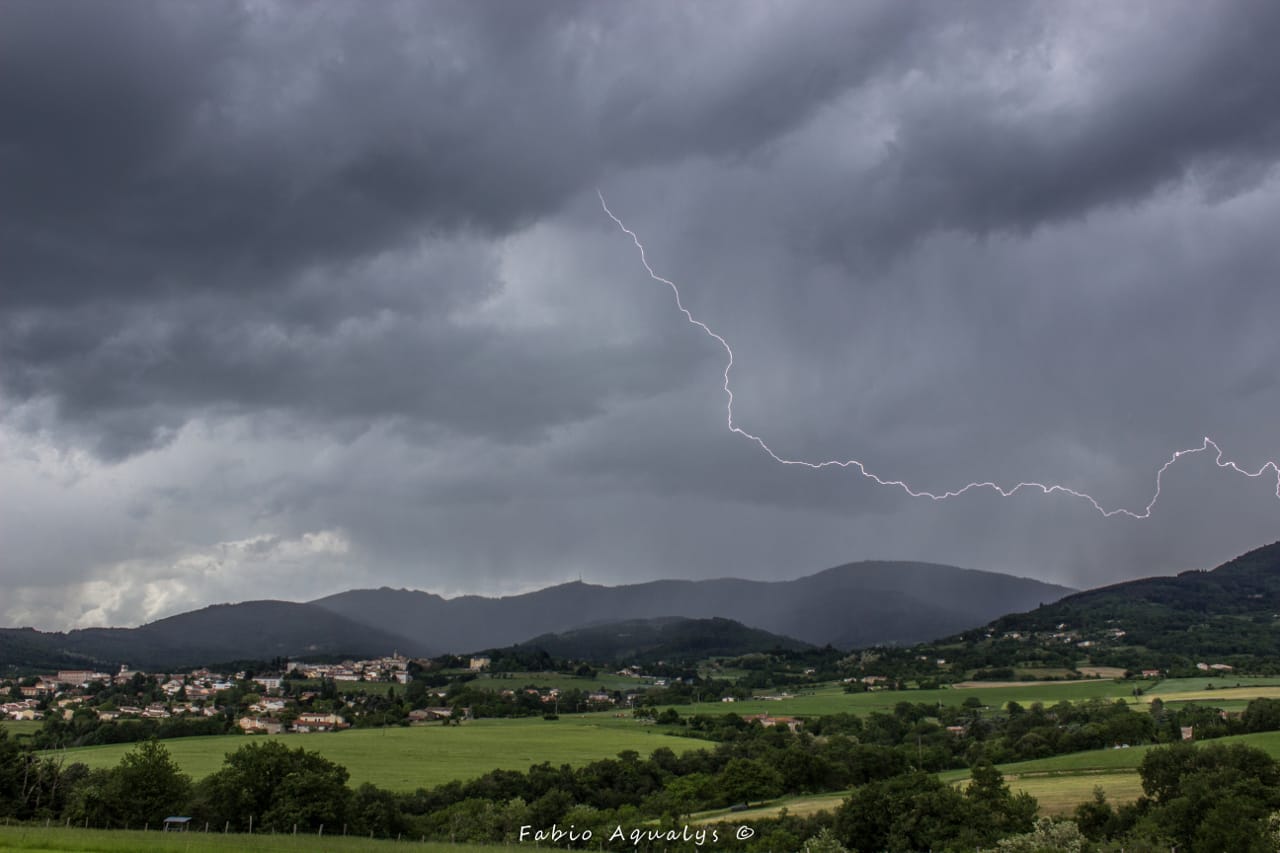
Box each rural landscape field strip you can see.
[1005,772,1144,815]
[695,731,1280,825]
[712,678,1139,718]
[937,730,1280,815]
[0,826,504,852]
[41,716,700,790]
[713,675,1280,718]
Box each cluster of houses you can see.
[2,698,43,720]
[1196,662,1235,672]
[496,685,618,707]
[286,655,412,684]
[237,708,350,735]
[3,654,418,728]
[743,713,802,733]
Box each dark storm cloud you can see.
[777,1,1280,268]
[1,0,925,308]
[1,0,949,456]
[2,289,709,458]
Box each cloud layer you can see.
[3,0,1279,628]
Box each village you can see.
[3,655,412,734]
[1,652,821,749]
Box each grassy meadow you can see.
[0,825,502,852]
[693,678,1136,718]
[41,714,700,791]
[937,730,1280,814]
[692,731,1280,824]
[694,674,1280,719]
[0,721,41,741]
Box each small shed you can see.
[163,816,192,832]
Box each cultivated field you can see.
[694,727,1280,823]
[1146,676,1280,694]
[0,826,502,852]
[707,679,1136,718]
[691,791,848,825]
[939,730,1280,814]
[705,674,1280,719]
[41,715,701,791]
[0,721,40,740]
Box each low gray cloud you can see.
[2,0,1279,629]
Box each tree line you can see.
[7,727,1280,851]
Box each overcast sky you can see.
[4,1,1280,630]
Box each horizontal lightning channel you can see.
[597,190,1280,519]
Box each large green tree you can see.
[113,739,192,826]
[717,757,784,807]
[1130,742,1280,852]
[835,772,978,853]
[835,763,1035,853]
[65,740,190,828]
[195,741,350,832]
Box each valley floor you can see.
[39,715,699,791]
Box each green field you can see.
[997,772,1144,815]
[937,730,1280,814]
[0,720,41,739]
[957,730,1280,778]
[0,826,501,852]
[691,791,848,825]
[701,675,1280,719]
[691,731,1280,824]
[688,679,1137,718]
[42,715,703,791]
[1147,676,1280,695]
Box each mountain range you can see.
[312,560,1073,653]
[0,560,1071,669]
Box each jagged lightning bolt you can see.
[598,190,1280,519]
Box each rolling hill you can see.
[896,541,1280,675]
[982,540,1280,664]
[0,601,422,671]
[502,616,812,663]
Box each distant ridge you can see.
[312,560,1074,652]
[0,560,1074,669]
[0,601,421,671]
